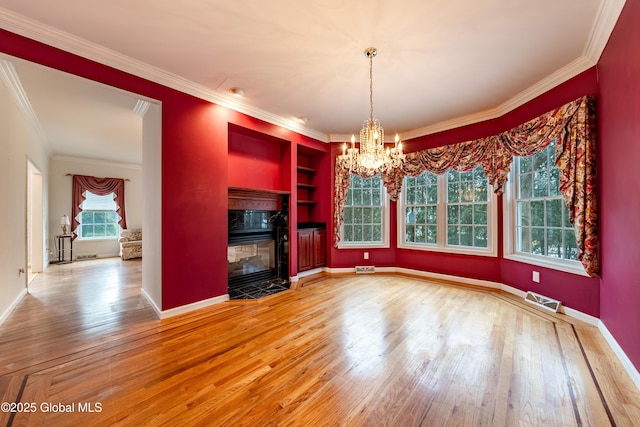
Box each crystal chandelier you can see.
[338,47,405,173]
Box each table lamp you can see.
[60,215,70,235]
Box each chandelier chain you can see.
[369,49,374,122]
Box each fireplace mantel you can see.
[228,187,289,211]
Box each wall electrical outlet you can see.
[532,271,540,283]
[363,252,369,260]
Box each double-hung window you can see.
[398,165,497,256]
[504,140,586,275]
[79,191,120,240]
[339,174,389,248]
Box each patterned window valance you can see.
[334,95,597,276]
[71,174,127,239]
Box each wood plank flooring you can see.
[0,258,639,426]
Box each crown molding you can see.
[0,7,330,143]
[330,133,405,143]
[0,58,51,154]
[52,154,142,170]
[400,108,502,142]
[584,0,627,62]
[329,134,351,143]
[497,55,596,115]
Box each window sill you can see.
[398,242,497,257]
[337,242,390,250]
[504,253,589,277]
[76,237,120,243]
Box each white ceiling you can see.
[0,0,625,164]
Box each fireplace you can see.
[228,237,275,280]
[228,188,289,299]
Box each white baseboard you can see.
[500,283,527,298]
[75,252,120,261]
[396,267,504,290]
[155,293,229,319]
[562,306,599,326]
[325,267,355,274]
[141,287,162,318]
[0,288,27,326]
[598,320,640,391]
[291,267,327,282]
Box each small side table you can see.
[56,234,74,263]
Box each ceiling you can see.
[0,0,624,164]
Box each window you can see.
[79,191,120,239]
[399,165,497,256]
[446,168,490,248]
[339,174,389,248]
[404,172,438,244]
[504,140,586,275]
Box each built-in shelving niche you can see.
[227,123,291,194]
[296,147,326,223]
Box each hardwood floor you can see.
[0,258,639,426]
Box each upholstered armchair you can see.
[119,228,142,260]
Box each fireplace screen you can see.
[228,239,276,278]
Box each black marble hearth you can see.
[228,278,290,300]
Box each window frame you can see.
[503,148,589,276]
[397,167,498,257]
[77,191,121,241]
[338,173,390,249]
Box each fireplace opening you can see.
[228,236,275,280]
[227,189,289,299]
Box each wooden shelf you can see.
[297,183,316,189]
[297,166,316,173]
[297,149,324,222]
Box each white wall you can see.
[49,156,142,260]
[142,103,162,312]
[0,80,49,324]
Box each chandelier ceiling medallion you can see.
[338,47,405,173]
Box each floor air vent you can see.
[524,291,561,313]
[355,266,375,274]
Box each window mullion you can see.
[437,174,446,247]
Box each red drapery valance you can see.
[334,95,597,276]
[71,175,127,239]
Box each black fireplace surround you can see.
[227,198,289,299]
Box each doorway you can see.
[27,159,44,286]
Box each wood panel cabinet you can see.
[312,228,326,268]
[298,229,313,272]
[298,227,326,272]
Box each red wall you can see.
[499,70,600,317]
[228,128,288,192]
[596,0,640,370]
